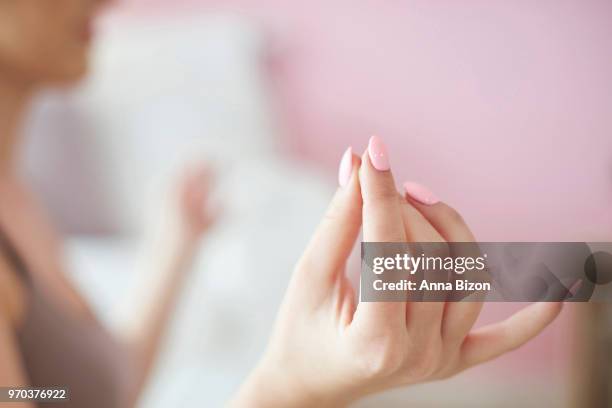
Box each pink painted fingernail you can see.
[367,135,390,171]
[568,279,582,298]
[403,181,440,205]
[338,146,353,187]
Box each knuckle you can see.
[364,180,400,203]
[352,332,405,379]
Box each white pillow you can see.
[22,13,278,234]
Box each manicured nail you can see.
[403,181,440,205]
[367,135,390,171]
[567,279,582,298]
[338,146,353,187]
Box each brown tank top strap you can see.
[0,226,32,286]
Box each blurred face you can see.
[0,0,108,85]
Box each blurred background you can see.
[18,0,612,407]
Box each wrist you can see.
[230,361,350,408]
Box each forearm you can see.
[119,234,200,401]
[116,162,213,403]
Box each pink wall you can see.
[110,0,610,381]
[116,0,612,242]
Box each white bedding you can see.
[66,157,332,407]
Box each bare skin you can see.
[0,1,216,406]
[231,144,562,407]
[0,2,563,406]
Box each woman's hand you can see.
[173,162,217,245]
[231,137,562,407]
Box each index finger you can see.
[354,136,407,330]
